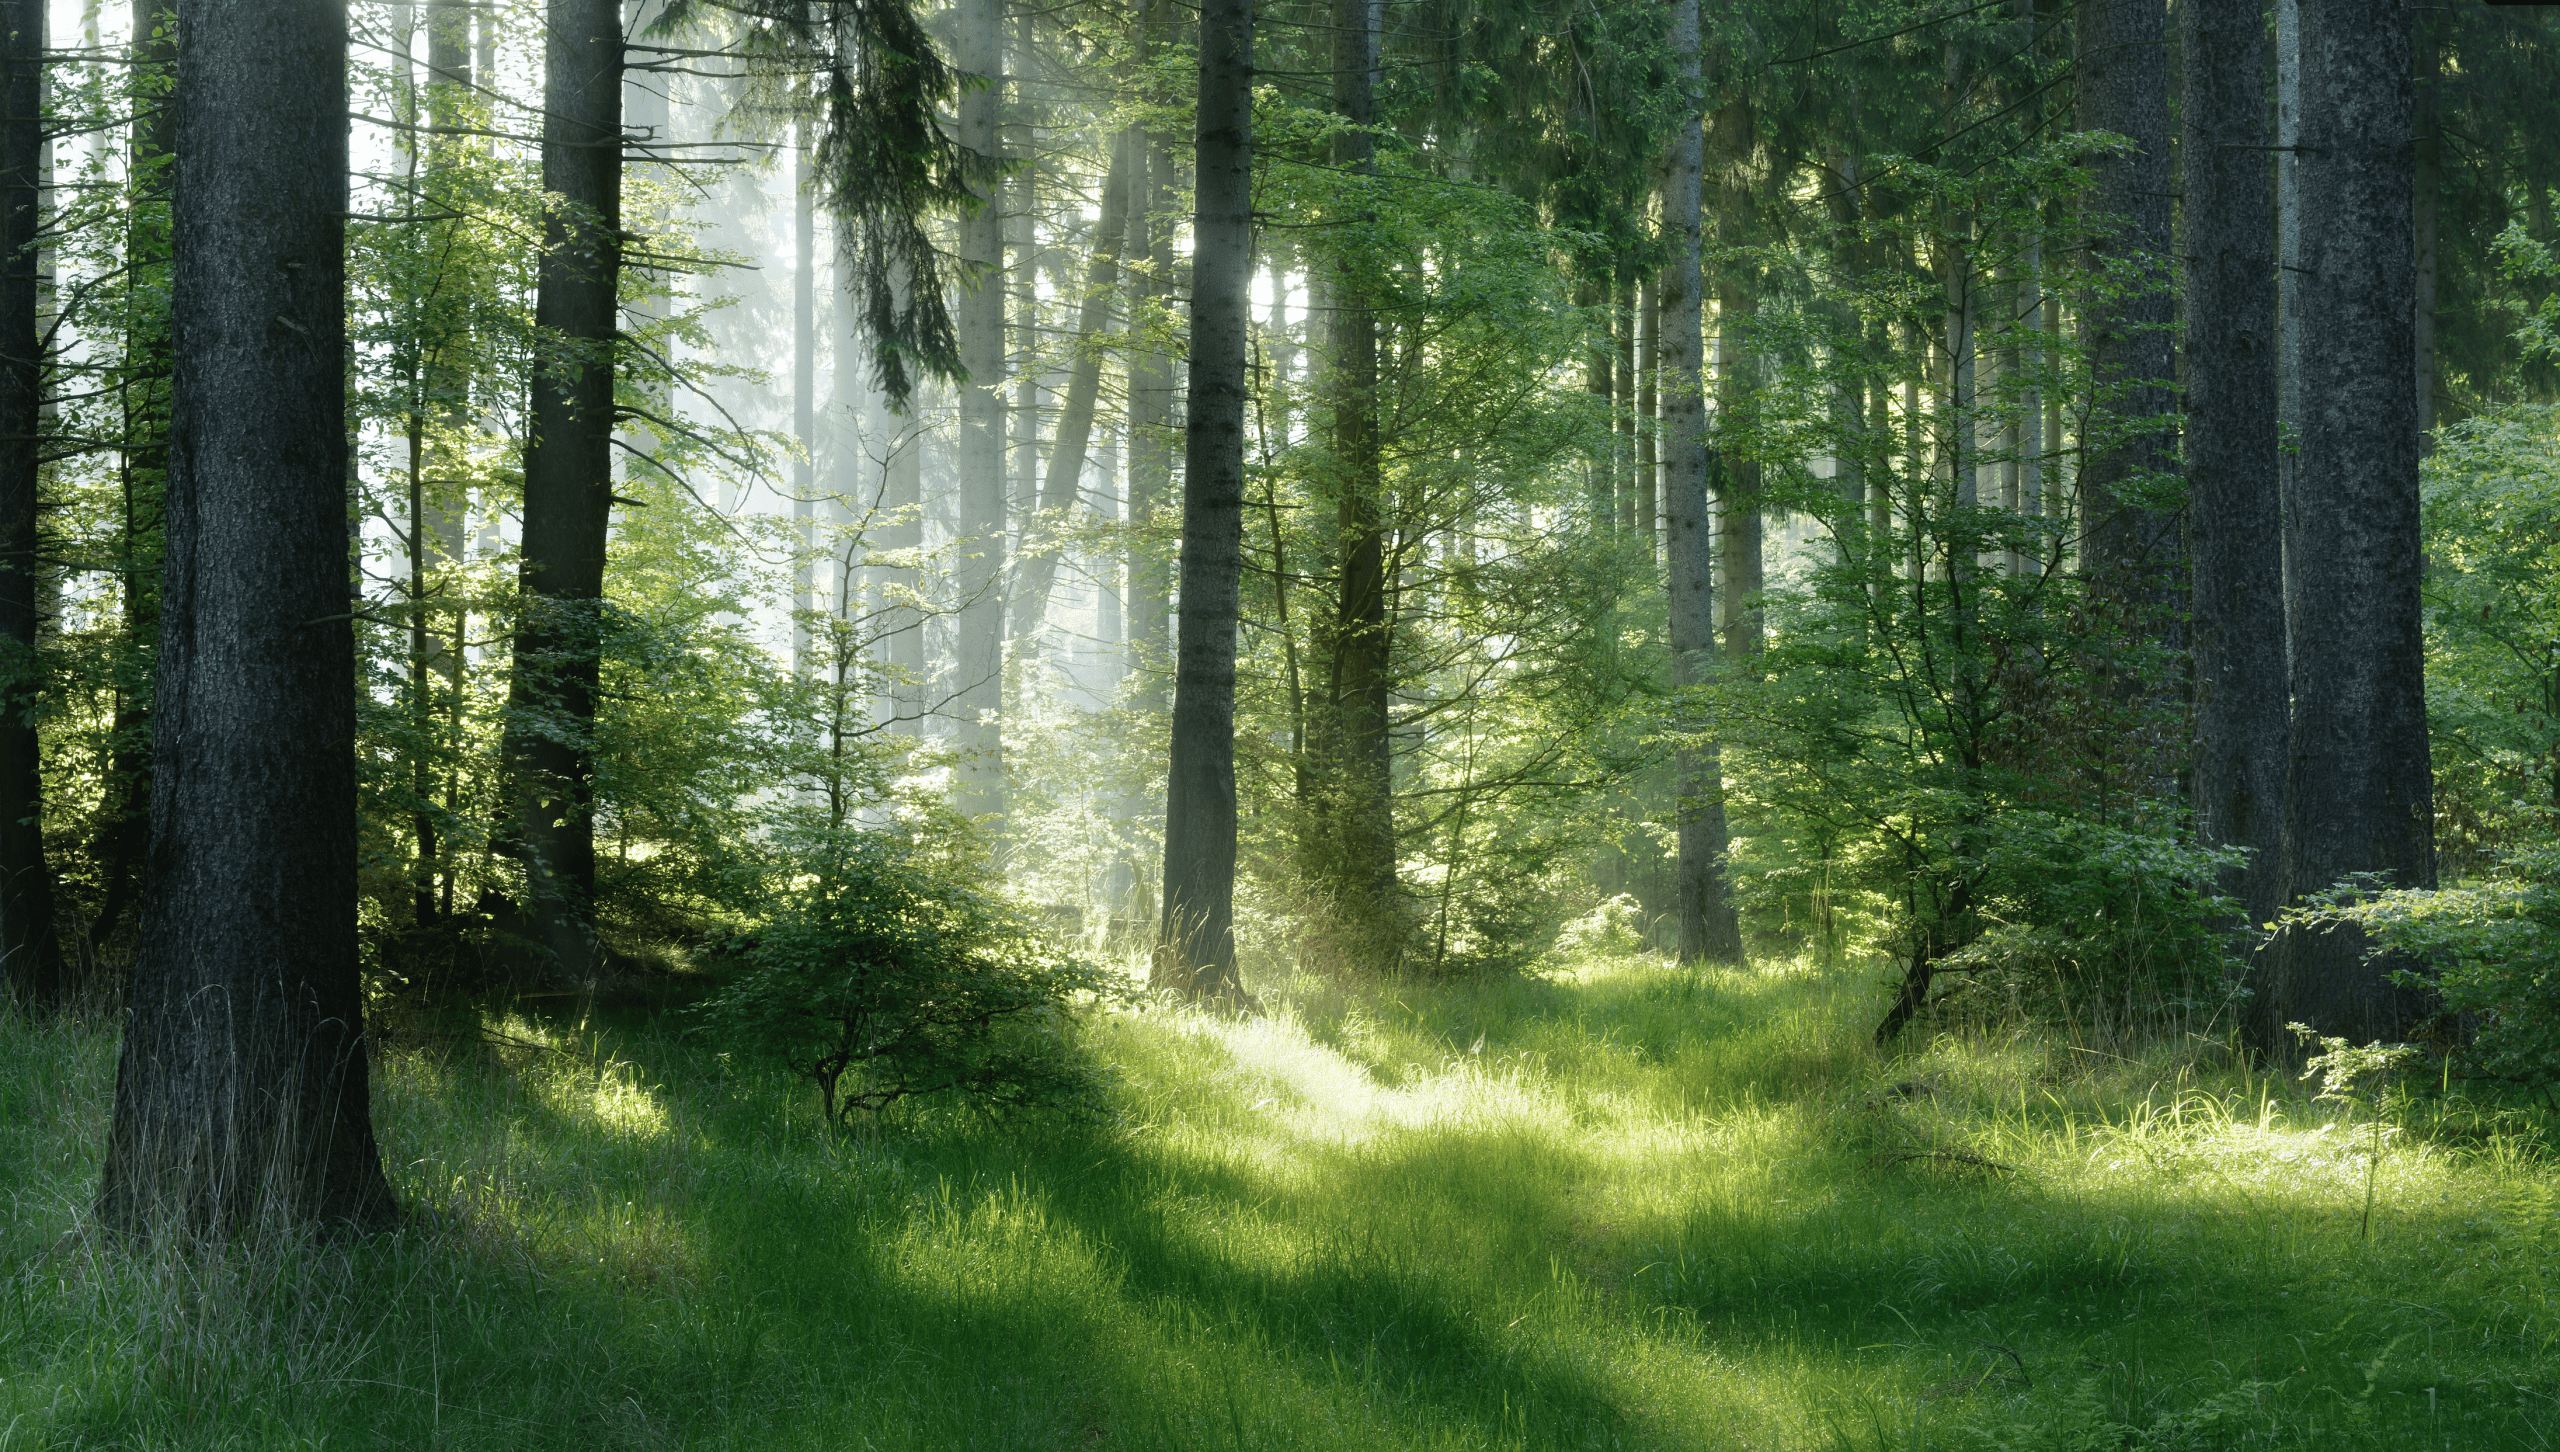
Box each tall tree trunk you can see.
[1309,0,1396,960]
[2182,0,2287,929]
[504,0,619,984]
[1156,0,1252,1000]
[881,274,925,738]
[951,0,1006,820]
[1666,0,1740,964]
[2257,0,2433,1053]
[100,0,394,1235]
[0,0,60,1008]
[2412,9,2439,449]
[793,126,816,675]
[1616,275,1638,536]
[2073,0,2180,615]
[1125,122,1174,719]
[1009,134,1132,643]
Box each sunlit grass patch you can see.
[6,947,2560,1448]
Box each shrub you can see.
[2284,843,2560,1087]
[693,820,1130,1125]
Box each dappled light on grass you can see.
[7,952,2560,1447]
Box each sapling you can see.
[2291,1023,2419,1239]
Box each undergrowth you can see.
[3,946,2556,1449]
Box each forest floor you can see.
[4,945,2558,1450]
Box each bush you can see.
[693,820,1130,1126]
[2284,843,2560,1087]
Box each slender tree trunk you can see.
[951,0,1007,820]
[882,273,925,737]
[2073,0,2180,615]
[2182,0,2287,929]
[1666,0,1740,964]
[1616,275,1638,536]
[1125,123,1174,719]
[1009,134,1132,642]
[0,0,61,1008]
[92,0,177,949]
[1714,277,1763,660]
[1636,271,1658,563]
[100,0,394,1236]
[504,0,619,984]
[1310,0,1396,960]
[794,126,816,675]
[2258,0,2433,1053]
[1156,0,1252,1000]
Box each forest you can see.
[6,0,2560,1445]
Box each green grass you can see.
[5,950,2558,1449]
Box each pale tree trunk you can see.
[1008,134,1132,644]
[2257,0,2434,1054]
[101,0,395,1236]
[1710,97,1762,661]
[794,127,816,675]
[504,0,620,984]
[0,0,61,1007]
[1118,18,1176,936]
[881,272,925,738]
[2182,0,2287,928]
[1666,0,1740,964]
[951,0,1006,820]
[1156,0,1252,1000]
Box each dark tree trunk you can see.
[1009,134,1132,641]
[2181,0,2287,928]
[1636,271,1658,563]
[0,0,61,1008]
[2256,0,2434,1053]
[1309,0,1397,959]
[2073,0,2180,609]
[950,0,1006,821]
[505,0,619,984]
[99,0,394,1236]
[1155,0,1252,1000]
[1665,0,1741,964]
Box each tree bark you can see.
[1008,133,1132,644]
[950,0,1007,821]
[99,0,394,1236]
[2073,0,2180,610]
[0,0,62,1008]
[1156,0,1252,1000]
[1666,0,1740,964]
[1636,270,1658,563]
[504,0,620,985]
[2181,0,2287,928]
[1309,0,1397,959]
[2257,0,2434,1053]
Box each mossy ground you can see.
[4,948,2555,1449]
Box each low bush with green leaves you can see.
[2284,843,2560,1087]
[693,819,1130,1125]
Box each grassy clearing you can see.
[4,949,2558,1449]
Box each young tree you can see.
[2255,0,2435,1051]
[0,0,63,1007]
[1157,0,1252,999]
[99,0,396,1236]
